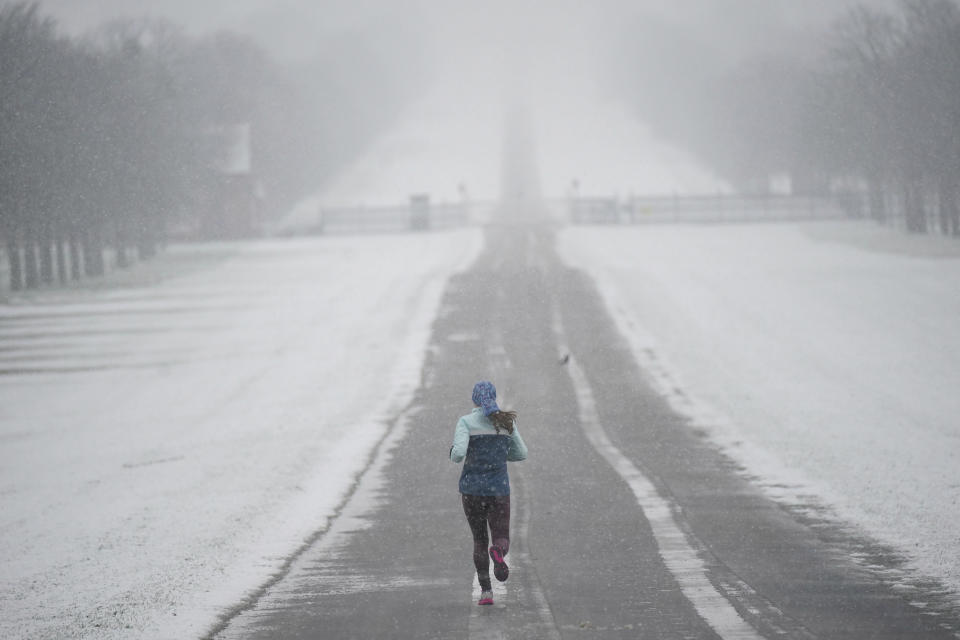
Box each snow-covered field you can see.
[558,220,960,599]
[4,57,959,637]
[0,232,482,639]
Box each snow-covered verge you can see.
[557,220,960,601]
[0,231,482,639]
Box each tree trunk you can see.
[83,227,105,277]
[904,180,926,233]
[137,216,158,260]
[55,234,68,284]
[915,184,928,233]
[116,243,129,269]
[868,178,886,222]
[92,231,105,277]
[937,175,951,235]
[905,184,916,232]
[947,175,960,237]
[115,224,129,269]
[138,238,156,260]
[23,226,40,289]
[115,218,130,268]
[6,236,23,292]
[69,231,82,281]
[82,232,95,277]
[39,221,54,285]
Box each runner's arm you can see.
[450,418,470,462]
[507,426,528,461]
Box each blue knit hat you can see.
[472,381,500,416]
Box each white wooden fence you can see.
[566,194,851,225]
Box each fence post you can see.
[410,194,430,231]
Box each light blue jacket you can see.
[450,408,527,496]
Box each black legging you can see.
[461,494,510,591]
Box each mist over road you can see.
[4,2,960,638]
[212,116,959,640]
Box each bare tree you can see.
[1,2,434,291]
[896,0,960,234]
[0,3,83,288]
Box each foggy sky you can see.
[41,0,893,67]
[33,0,897,200]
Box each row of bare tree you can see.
[0,2,427,291]
[616,0,960,235]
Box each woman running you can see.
[450,381,528,606]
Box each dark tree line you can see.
[614,0,960,236]
[816,0,960,234]
[0,2,427,291]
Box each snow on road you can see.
[279,81,504,234]
[557,220,960,600]
[533,97,730,198]
[0,232,481,639]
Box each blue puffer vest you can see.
[459,434,513,495]
[450,408,528,496]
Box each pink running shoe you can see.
[478,590,494,606]
[489,546,509,582]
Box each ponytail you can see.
[488,409,517,435]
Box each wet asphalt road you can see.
[210,210,959,639]
[211,106,957,639]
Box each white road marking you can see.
[552,309,766,640]
[468,593,508,640]
[511,470,563,640]
[466,473,561,640]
